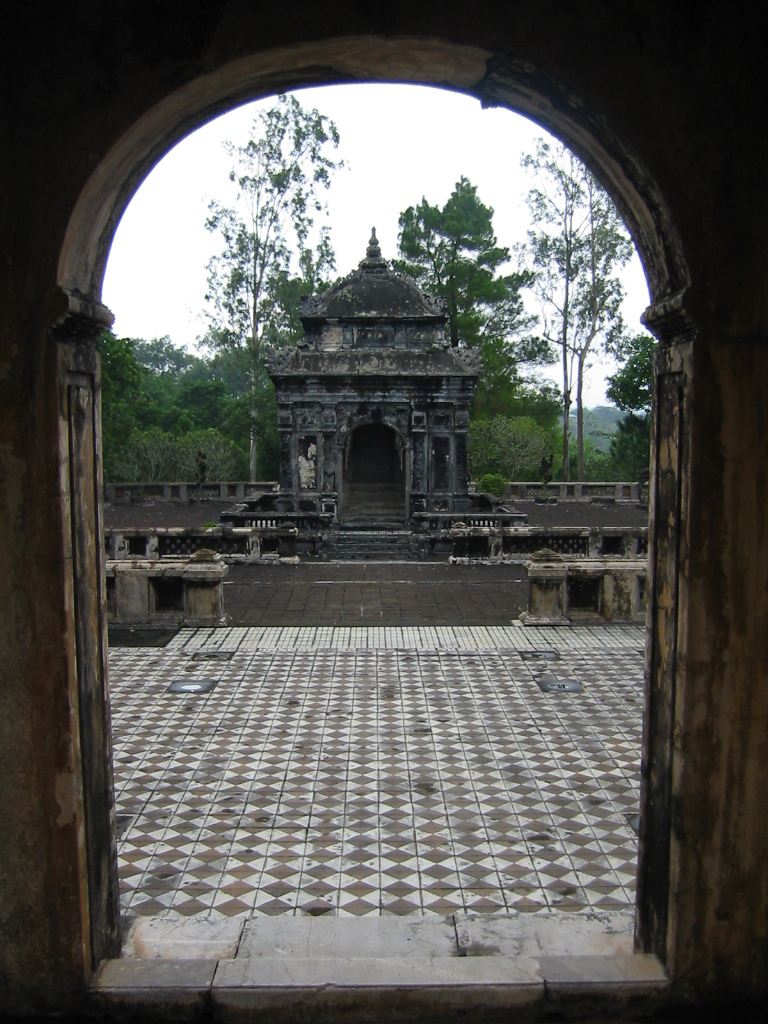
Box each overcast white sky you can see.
[102,83,650,407]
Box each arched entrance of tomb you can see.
[342,423,407,522]
[51,35,694,986]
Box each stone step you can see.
[343,483,406,520]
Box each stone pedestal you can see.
[107,555,228,627]
[521,561,568,624]
[521,558,647,624]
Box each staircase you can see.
[319,482,413,559]
[343,482,405,523]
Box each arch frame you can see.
[341,419,409,524]
[49,31,697,996]
[339,411,409,451]
[56,36,691,326]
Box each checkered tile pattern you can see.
[111,629,643,919]
[170,623,644,651]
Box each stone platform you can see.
[220,561,529,626]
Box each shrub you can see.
[476,472,508,496]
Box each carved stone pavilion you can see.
[223,230,525,558]
[269,230,482,518]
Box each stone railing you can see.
[105,522,648,564]
[219,506,334,533]
[504,481,642,502]
[104,520,330,562]
[104,481,279,503]
[501,526,647,559]
[412,511,528,532]
[444,524,647,561]
[106,527,268,563]
[105,479,646,505]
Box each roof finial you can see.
[366,228,381,261]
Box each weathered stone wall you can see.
[1,5,767,1013]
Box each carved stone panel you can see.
[455,433,469,491]
[279,432,293,491]
[412,434,426,491]
[298,436,317,490]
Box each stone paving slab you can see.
[111,626,643,921]
[237,914,457,959]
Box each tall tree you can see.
[520,140,633,480]
[204,93,342,479]
[396,177,547,414]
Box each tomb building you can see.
[264,230,482,525]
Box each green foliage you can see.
[472,377,562,434]
[604,333,655,478]
[97,332,252,482]
[132,337,197,376]
[606,333,656,413]
[396,177,549,415]
[98,332,151,480]
[476,473,507,496]
[111,426,179,482]
[110,426,245,483]
[468,415,552,482]
[176,428,243,481]
[564,438,613,482]
[608,413,651,479]
[519,140,633,480]
[251,379,280,480]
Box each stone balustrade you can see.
[104,480,644,505]
[104,481,278,503]
[450,525,647,562]
[507,481,642,502]
[105,523,648,564]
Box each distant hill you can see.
[568,405,625,452]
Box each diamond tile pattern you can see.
[111,628,643,919]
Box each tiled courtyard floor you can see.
[112,623,644,921]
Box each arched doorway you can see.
[343,423,406,522]
[40,32,712,1008]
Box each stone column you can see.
[321,423,337,519]
[0,288,123,1012]
[454,408,470,494]
[277,411,293,512]
[635,295,693,969]
[53,294,120,969]
[410,412,427,513]
[634,292,768,997]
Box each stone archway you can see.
[343,423,406,522]
[41,32,707,1008]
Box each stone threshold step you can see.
[92,951,667,1020]
[120,910,638,962]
